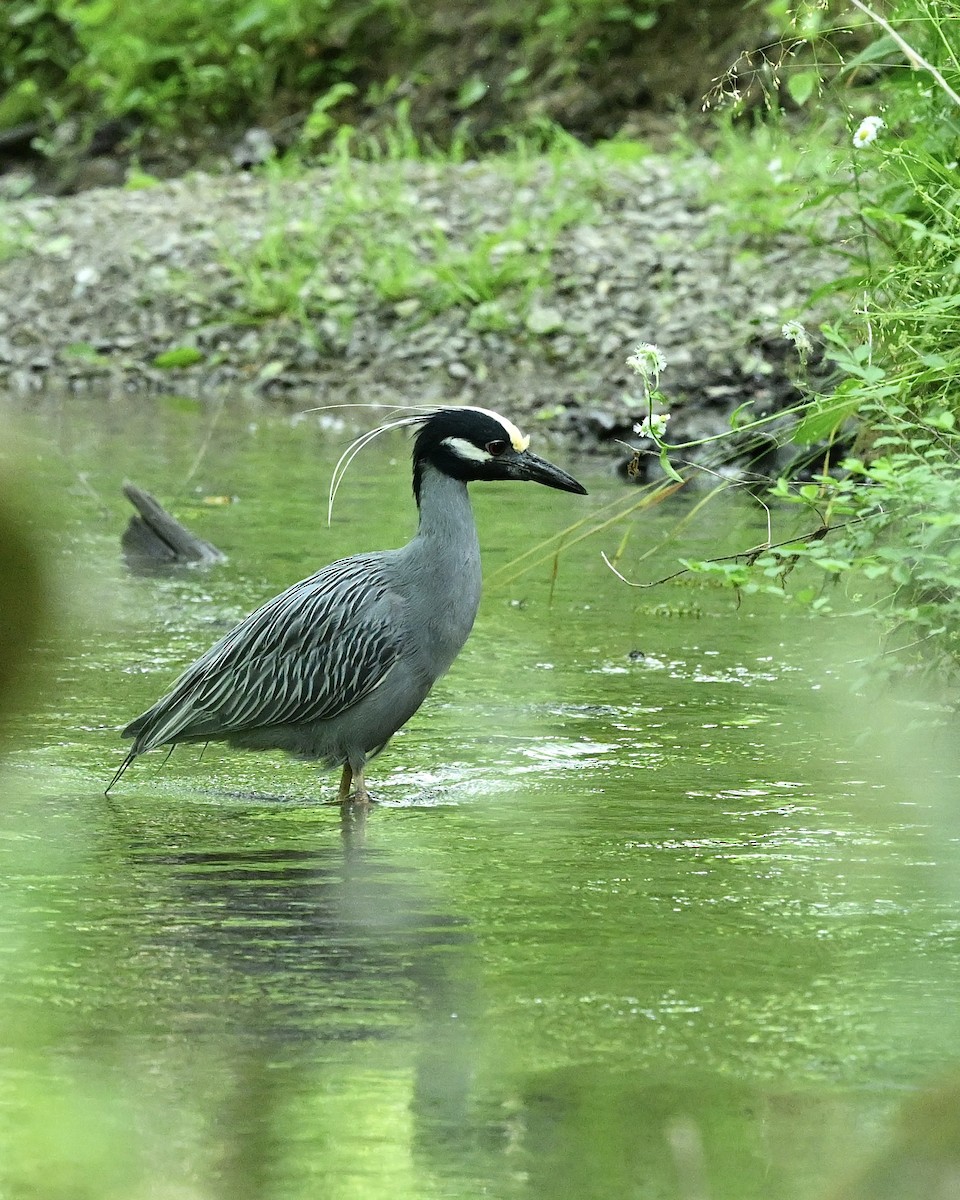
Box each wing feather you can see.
[126,554,403,752]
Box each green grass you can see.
[0,204,33,262]
[214,145,598,334]
[692,114,848,252]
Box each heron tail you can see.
[105,748,137,795]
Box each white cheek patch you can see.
[464,406,530,453]
[440,436,494,464]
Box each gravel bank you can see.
[0,154,837,463]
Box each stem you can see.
[851,156,873,276]
[847,0,960,109]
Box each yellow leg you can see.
[335,763,372,806]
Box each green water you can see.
[2,392,959,1199]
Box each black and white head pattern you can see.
[413,406,531,490]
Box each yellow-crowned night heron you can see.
[108,406,586,804]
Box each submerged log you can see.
[121,481,226,570]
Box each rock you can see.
[231,128,276,168]
[525,306,564,334]
[120,481,227,571]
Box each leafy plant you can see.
[153,345,204,368]
[0,0,411,138]
[0,0,685,154]
[630,1,960,686]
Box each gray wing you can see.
[125,553,402,753]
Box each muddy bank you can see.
[0,154,837,469]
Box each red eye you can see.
[486,440,508,456]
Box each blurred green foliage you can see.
[677,1,960,685]
[1,0,408,130]
[0,0,743,148]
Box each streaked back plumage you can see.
[109,405,586,800]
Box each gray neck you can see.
[398,463,482,671]
[414,463,476,543]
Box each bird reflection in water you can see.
[122,816,495,1191]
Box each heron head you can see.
[413,406,587,501]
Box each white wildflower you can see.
[781,320,812,357]
[633,412,671,440]
[852,116,884,149]
[626,342,667,388]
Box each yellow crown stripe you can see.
[466,406,530,453]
